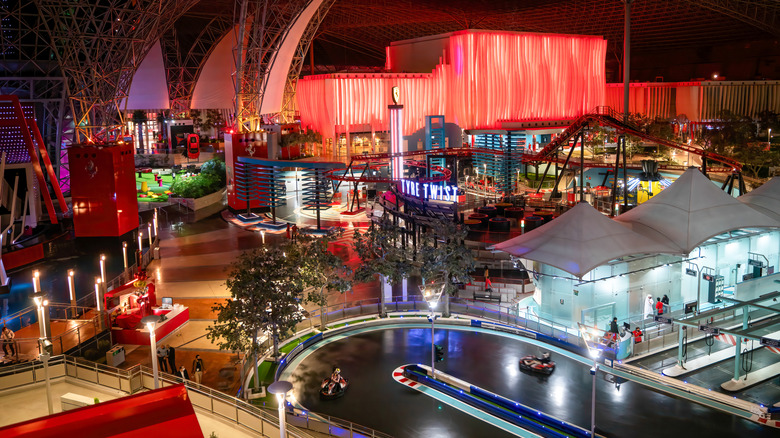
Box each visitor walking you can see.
[156,345,169,372]
[192,354,205,384]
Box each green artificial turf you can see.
[135,170,186,202]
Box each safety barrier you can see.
[402,364,589,438]
[0,355,387,438]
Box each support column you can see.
[623,0,633,124]
[733,340,742,381]
[677,327,685,368]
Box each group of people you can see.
[606,317,643,346]
[645,294,670,318]
[155,345,205,384]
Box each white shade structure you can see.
[738,177,780,221]
[492,201,680,278]
[616,167,780,254]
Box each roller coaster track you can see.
[530,106,742,172]
[322,106,742,186]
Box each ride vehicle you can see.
[320,367,349,399]
[519,352,556,375]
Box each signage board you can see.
[760,337,780,348]
[398,178,460,202]
[685,268,697,276]
[698,325,720,335]
[748,259,764,267]
[684,302,697,314]
[702,273,714,282]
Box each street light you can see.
[122,241,128,269]
[141,315,162,389]
[32,270,40,293]
[769,128,772,144]
[261,230,266,245]
[99,254,106,283]
[268,380,293,438]
[138,231,143,253]
[67,270,76,316]
[420,282,445,378]
[590,349,601,438]
[147,223,153,247]
[31,291,49,339]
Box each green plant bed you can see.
[247,361,279,406]
[279,333,315,354]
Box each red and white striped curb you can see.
[715,334,780,354]
[752,415,780,428]
[392,365,422,389]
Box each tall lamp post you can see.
[67,270,76,316]
[99,254,106,283]
[141,315,162,388]
[590,349,601,437]
[420,282,445,378]
[31,291,49,340]
[268,380,293,438]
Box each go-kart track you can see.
[280,324,774,438]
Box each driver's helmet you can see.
[334,368,341,374]
[542,352,551,360]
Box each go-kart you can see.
[320,369,349,400]
[519,352,556,375]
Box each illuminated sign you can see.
[399,179,459,202]
[702,273,714,282]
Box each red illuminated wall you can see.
[69,144,138,237]
[297,30,607,137]
[225,132,268,210]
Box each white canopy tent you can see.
[616,167,780,254]
[491,201,681,278]
[738,177,780,221]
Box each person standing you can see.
[655,297,664,316]
[662,294,670,313]
[192,354,204,384]
[644,294,654,319]
[632,327,643,343]
[166,344,176,372]
[177,365,189,382]
[156,345,169,373]
[609,317,619,335]
[484,265,492,291]
[1,326,15,358]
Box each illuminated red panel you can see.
[0,384,202,438]
[297,31,606,137]
[69,143,138,237]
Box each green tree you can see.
[418,219,475,317]
[293,230,353,328]
[206,246,305,392]
[700,110,756,156]
[353,216,412,316]
[732,143,780,179]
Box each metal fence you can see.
[0,354,389,438]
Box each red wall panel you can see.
[69,144,139,237]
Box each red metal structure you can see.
[0,95,68,223]
[0,384,202,438]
